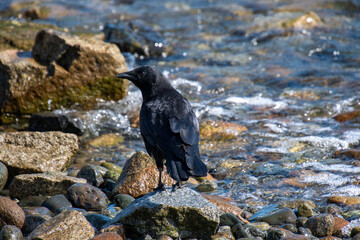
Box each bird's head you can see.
[116,66,171,99]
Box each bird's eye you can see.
[139,71,146,78]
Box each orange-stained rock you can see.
[334,110,360,122]
[112,151,175,198]
[200,121,247,141]
[332,217,350,238]
[90,232,123,240]
[328,196,360,206]
[99,224,125,239]
[333,149,360,160]
[201,194,249,224]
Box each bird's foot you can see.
[172,181,183,191]
[153,182,166,191]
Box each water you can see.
[2,0,360,207]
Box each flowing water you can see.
[2,0,360,208]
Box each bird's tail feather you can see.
[191,156,208,177]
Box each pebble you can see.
[101,162,123,174]
[114,193,135,209]
[211,225,234,240]
[76,164,104,187]
[90,232,123,240]
[304,214,334,237]
[195,179,218,192]
[220,212,243,227]
[99,224,125,239]
[41,194,72,213]
[0,196,25,229]
[18,196,48,207]
[328,196,360,206]
[22,214,51,236]
[67,183,108,211]
[255,207,297,225]
[298,202,316,218]
[85,213,112,231]
[0,225,23,240]
[296,217,308,228]
[0,161,7,191]
[231,223,266,239]
[104,170,121,182]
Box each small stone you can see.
[280,223,297,233]
[211,225,234,240]
[67,183,108,211]
[104,170,121,182]
[325,204,343,215]
[0,196,25,229]
[296,217,308,228]
[77,164,104,187]
[304,214,334,237]
[334,110,360,122]
[328,196,360,206]
[99,224,125,239]
[0,225,23,240]
[101,162,123,174]
[90,232,123,240]
[89,134,124,147]
[298,203,316,217]
[22,207,52,217]
[332,217,349,238]
[0,161,7,191]
[195,179,218,192]
[85,214,112,231]
[255,207,297,225]
[26,210,95,240]
[250,222,271,231]
[22,214,51,236]
[41,194,72,213]
[18,196,48,207]
[220,213,242,227]
[158,235,173,240]
[114,194,135,209]
[333,149,360,160]
[231,223,266,239]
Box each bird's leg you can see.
[172,181,183,191]
[153,167,165,191]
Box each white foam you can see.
[172,78,202,92]
[224,96,287,109]
[343,130,360,145]
[291,136,349,150]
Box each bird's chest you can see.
[140,102,170,133]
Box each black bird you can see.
[116,66,207,190]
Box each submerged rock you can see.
[26,210,95,240]
[109,187,219,239]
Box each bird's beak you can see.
[115,71,137,82]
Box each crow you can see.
[116,66,207,190]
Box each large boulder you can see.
[109,187,220,239]
[0,131,78,180]
[9,172,86,199]
[26,210,95,240]
[0,29,128,122]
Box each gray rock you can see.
[26,210,95,240]
[195,179,218,192]
[67,183,108,211]
[231,223,266,239]
[0,196,25,229]
[0,161,7,191]
[85,214,112,231]
[109,187,219,239]
[22,214,51,236]
[18,196,48,207]
[76,164,104,187]
[41,194,72,213]
[220,212,242,227]
[9,172,86,199]
[252,207,297,225]
[0,225,23,240]
[0,131,78,179]
[304,214,334,237]
[114,193,135,209]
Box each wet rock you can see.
[231,223,266,239]
[114,193,135,209]
[333,149,360,160]
[41,194,72,213]
[0,131,78,179]
[109,187,219,239]
[76,164,104,187]
[0,161,7,190]
[101,162,123,174]
[9,172,86,199]
[211,225,234,240]
[333,110,360,123]
[332,216,349,238]
[220,213,243,227]
[296,217,308,228]
[85,214,112,231]
[0,225,23,240]
[328,196,360,206]
[67,183,108,211]
[325,204,343,216]
[0,29,128,121]
[26,210,95,239]
[354,233,360,240]
[22,214,51,236]
[0,196,25,229]
[352,227,360,238]
[202,194,249,224]
[104,21,172,57]
[195,179,218,192]
[200,120,247,142]
[99,224,125,239]
[90,232,123,240]
[104,170,121,182]
[89,134,124,148]
[280,223,297,233]
[22,207,51,217]
[304,214,334,237]
[292,12,323,30]
[267,227,310,240]
[298,202,316,217]
[112,151,175,198]
[29,111,83,135]
[251,207,297,225]
[18,196,48,207]
[251,221,271,231]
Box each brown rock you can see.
[293,12,323,30]
[332,217,349,238]
[211,225,235,240]
[9,172,86,199]
[200,120,247,142]
[333,149,360,160]
[334,110,360,122]
[99,224,125,239]
[90,232,122,240]
[201,194,249,223]
[26,210,95,240]
[268,228,310,240]
[304,214,334,237]
[328,196,360,206]
[112,151,175,198]
[67,183,108,211]
[0,196,25,229]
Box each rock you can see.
[104,170,121,182]
[9,172,86,199]
[41,194,72,213]
[292,12,323,30]
[26,210,95,240]
[109,187,219,239]
[267,227,310,240]
[298,202,316,217]
[211,225,234,240]
[104,21,172,57]
[112,151,175,198]
[354,232,360,240]
[201,194,249,224]
[333,149,360,160]
[101,162,123,174]
[0,225,23,240]
[90,232,123,240]
[220,213,242,227]
[296,217,308,228]
[76,164,104,187]
[200,120,247,142]
[22,214,51,236]
[280,223,297,233]
[0,161,7,190]
[304,214,334,237]
[195,179,218,192]
[0,196,25,229]
[29,111,83,135]
[89,134,124,148]
[250,206,297,225]
[99,224,125,239]
[328,196,360,206]
[231,223,266,239]
[85,214,112,231]
[332,216,349,238]
[67,183,108,211]
[0,29,128,121]
[114,194,135,209]
[251,222,271,231]
[22,207,51,217]
[18,196,48,207]
[334,110,360,123]
[0,131,78,180]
